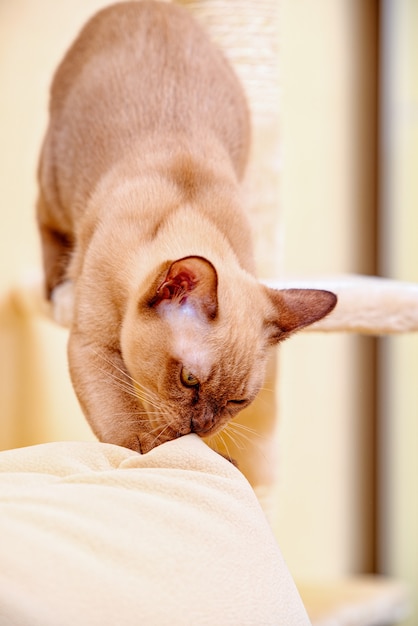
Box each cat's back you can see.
[49,0,249,167]
[52,1,197,97]
[41,1,250,215]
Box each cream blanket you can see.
[0,434,310,626]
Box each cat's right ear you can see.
[147,256,218,320]
[264,287,337,344]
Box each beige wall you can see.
[0,1,109,449]
[276,0,378,578]
[0,1,111,297]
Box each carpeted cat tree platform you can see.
[0,434,312,626]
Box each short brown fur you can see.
[37,1,336,452]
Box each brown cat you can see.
[36,1,337,453]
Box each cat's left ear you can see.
[264,287,337,344]
[150,256,218,320]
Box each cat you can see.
[36,0,337,454]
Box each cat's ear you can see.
[264,287,337,344]
[150,256,218,320]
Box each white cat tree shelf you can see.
[267,275,418,335]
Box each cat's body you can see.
[37,1,336,453]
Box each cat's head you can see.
[121,256,337,451]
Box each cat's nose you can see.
[191,408,216,435]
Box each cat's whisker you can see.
[227,420,268,441]
[89,353,135,391]
[126,382,164,412]
[111,411,165,421]
[89,346,156,398]
[225,423,273,466]
[136,392,166,413]
[150,423,172,442]
[258,385,275,394]
[225,427,266,452]
[91,349,164,412]
[221,425,247,452]
[98,370,164,413]
[216,430,233,462]
[147,416,180,448]
[109,410,176,444]
[96,368,137,397]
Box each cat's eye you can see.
[180,367,200,387]
[228,399,248,406]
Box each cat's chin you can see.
[51,280,74,327]
[135,424,217,454]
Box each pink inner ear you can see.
[151,256,218,319]
[157,270,197,304]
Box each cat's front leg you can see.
[68,332,155,453]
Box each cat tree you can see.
[175,1,414,624]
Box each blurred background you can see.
[278,4,417,625]
[0,1,416,624]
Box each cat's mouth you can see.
[192,424,214,437]
[139,399,227,448]
[160,416,221,440]
[190,413,228,438]
[138,415,227,454]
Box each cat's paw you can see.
[51,280,74,327]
